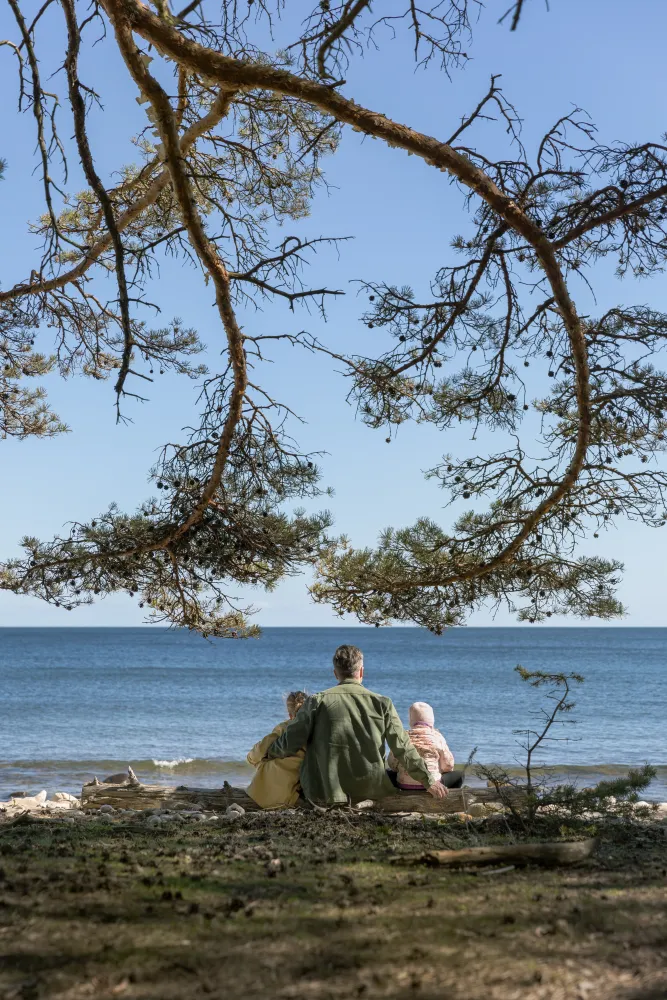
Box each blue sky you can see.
[1,0,667,627]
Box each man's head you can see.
[333,644,364,682]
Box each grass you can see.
[0,810,666,999]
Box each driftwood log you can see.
[421,838,598,868]
[80,780,523,815]
[81,782,262,811]
[363,786,524,814]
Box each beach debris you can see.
[225,803,245,819]
[127,766,141,786]
[11,790,47,810]
[478,865,516,876]
[421,838,598,869]
[266,858,283,877]
[0,790,80,816]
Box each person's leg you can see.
[441,770,464,789]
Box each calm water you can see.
[1,627,666,799]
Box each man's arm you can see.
[383,701,437,788]
[265,697,317,759]
[247,724,284,767]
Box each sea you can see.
[1,627,666,801]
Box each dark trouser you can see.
[386,769,464,790]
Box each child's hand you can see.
[426,782,447,799]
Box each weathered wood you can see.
[81,782,261,811]
[421,838,598,868]
[80,781,521,815]
[370,786,525,815]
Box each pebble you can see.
[225,804,245,819]
[99,805,116,814]
[266,858,283,877]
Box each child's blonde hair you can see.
[286,690,307,718]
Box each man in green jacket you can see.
[265,644,447,805]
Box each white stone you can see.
[9,790,47,811]
[225,804,245,819]
[99,804,116,814]
[53,792,79,804]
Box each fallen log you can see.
[81,781,261,812]
[370,786,525,815]
[421,838,598,868]
[80,780,523,815]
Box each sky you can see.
[1,0,667,628]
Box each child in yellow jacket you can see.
[246,691,307,809]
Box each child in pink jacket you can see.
[387,701,463,790]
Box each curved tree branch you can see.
[99,0,591,587]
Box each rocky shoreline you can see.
[3,782,667,826]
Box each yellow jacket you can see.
[246,721,304,809]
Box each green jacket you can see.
[265,679,435,805]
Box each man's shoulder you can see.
[320,684,392,706]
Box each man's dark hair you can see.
[333,644,363,679]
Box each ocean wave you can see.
[152,758,195,769]
[496,763,667,778]
[0,757,253,776]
